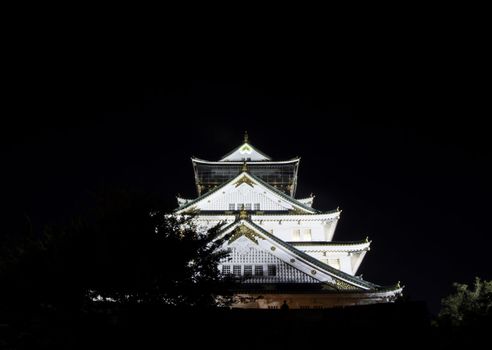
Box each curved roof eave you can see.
[219,219,380,291]
[191,157,301,165]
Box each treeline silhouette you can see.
[0,188,489,349]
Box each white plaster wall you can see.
[193,216,339,244]
[252,220,334,242]
[193,182,298,212]
[305,252,353,275]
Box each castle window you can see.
[302,229,312,241]
[229,203,235,211]
[292,229,301,241]
[244,265,252,276]
[233,265,242,276]
[268,265,277,276]
[222,265,231,275]
[255,265,264,276]
[254,203,260,210]
[328,259,341,270]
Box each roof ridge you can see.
[174,176,232,212]
[191,157,300,165]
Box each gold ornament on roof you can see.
[234,174,254,187]
[228,224,263,245]
[289,207,305,215]
[239,206,249,220]
[183,206,200,215]
[334,279,358,291]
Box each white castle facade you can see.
[174,133,402,309]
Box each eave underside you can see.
[233,283,402,296]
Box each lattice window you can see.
[292,229,301,241]
[244,265,252,276]
[254,203,260,210]
[302,229,312,241]
[233,265,242,276]
[245,203,252,210]
[222,265,231,275]
[229,203,235,211]
[220,247,319,283]
[268,265,277,276]
[254,265,264,276]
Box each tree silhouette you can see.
[0,188,233,315]
[436,277,492,327]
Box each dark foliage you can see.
[435,277,492,327]
[0,188,233,316]
[432,277,492,349]
[1,301,431,350]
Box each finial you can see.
[396,281,401,288]
[365,236,369,243]
[241,161,248,172]
[244,130,249,143]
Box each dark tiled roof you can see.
[289,240,368,246]
[191,157,300,165]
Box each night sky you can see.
[2,75,490,314]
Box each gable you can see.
[196,181,293,211]
[175,172,316,214]
[220,143,271,161]
[217,221,371,291]
[223,236,320,284]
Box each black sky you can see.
[1,64,491,315]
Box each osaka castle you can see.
[174,133,403,309]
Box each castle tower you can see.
[175,133,402,308]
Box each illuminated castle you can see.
[174,133,402,308]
